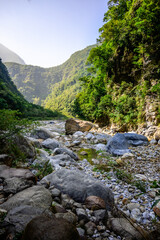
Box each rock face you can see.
[65,118,95,135]
[23,215,80,240]
[106,133,149,156]
[42,169,114,211]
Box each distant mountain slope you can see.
[0,43,25,65]
[0,58,64,119]
[6,45,94,116]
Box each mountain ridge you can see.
[5,45,94,116]
[0,58,64,119]
[0,43,25,65]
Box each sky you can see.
[0,0,108,68]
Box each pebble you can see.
[26,121,160,238]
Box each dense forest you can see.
[0,58,63,119]
[6,45,93,116]
[73,0,160,128]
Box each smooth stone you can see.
[4,205,52,233]
[85,196,106,210]
[84,221,96,236]
[76,208,89,222]
[3,177,34,194]
[0,165,36,183]
[85,133,94,140]
[106,133,130,156]
[55,211,78,225]
[53,147,78,160]
[93,209,108,222]
[94,144,106,151]
[130,208,141,222]
[109,218,144,240]
[42,169,114,211]
[150,139,157,145]
[1,185,52,211]
[23,215,80,240]
[127,203,140,211]
[50,188,61,198]
[65,118,94,135]
[42,138,60,150]
[77,227,85,237]
[134,174,147,181]
[30,127,56,139]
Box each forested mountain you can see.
[0,58,63,119]
[5,45,93,116]
[0,43,25,65]
[73,0,160,128]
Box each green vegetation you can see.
[134,180,147,193]
[6,45,94,117]
[92,164,111,173]
[0,58,65,119]
[0,58,65,162]
[78,148,98,164]
[114,168,133,183]
[0,109,31,162]
[150,180,160,189]
[30,161,53,179]
[73,0,160,127]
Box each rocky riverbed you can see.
[0,119,160,240]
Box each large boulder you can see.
[1,185,52,211]
[3,177,34,194]
[106,133,130,156]
[106,133,149,156]
[42,138,60,150]
[23,215,80,240]
[0,165,36,181]
[30,128,55,139]
[14,134,36,159]
[109,218,145,240]
[1,185,52,236]
[124,133,149,146]
[4,205,53,233]
[65,118,96,135]
[49,153,76,170]
[42,169,114,211]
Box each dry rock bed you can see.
[0,119,160,240]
